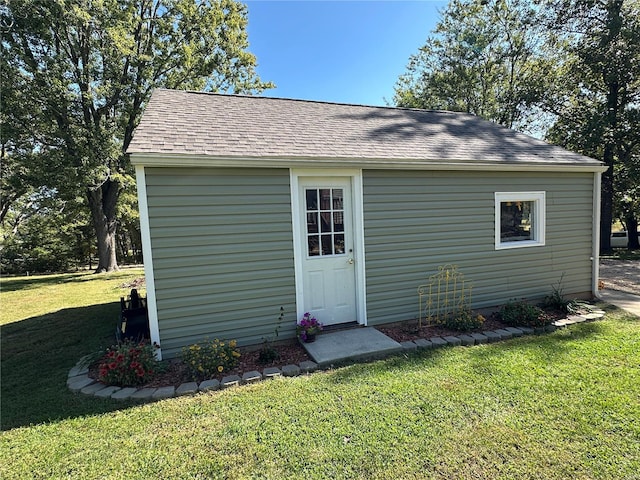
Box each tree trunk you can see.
[600,163,614,254]
[623,213,639,250]
[598,0,623,255]
[87,179,121,273]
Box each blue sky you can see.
[245,1,447,106]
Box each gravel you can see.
[600,259,640,295]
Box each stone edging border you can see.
[67,307,606,402]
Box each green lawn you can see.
[1,272,639,479]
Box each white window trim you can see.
[495,191,546,250]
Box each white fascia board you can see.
[129,153,608,174]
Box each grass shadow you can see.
[323,318,616,387]
[1,302,143,430]
[455,316,637,383]
[0,271,138,293]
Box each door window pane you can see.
[321,235,333,255]
[333,212,344,232]
[307,212,318,234]
[308,236,320,256]
[334,234,345,254]
[332,189,343,209]
[306,190,318,210]
[320,189,331,209]
[320,212,332,233]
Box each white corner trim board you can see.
[135,165,163,360]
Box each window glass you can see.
[308,236,320,256]
[319,189,331,210]
[332,189,343,209]
[321,234,333,255]
[500,200,534,242]
[306,212,318,234]
[306,189,318,210]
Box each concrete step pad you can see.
[301,327,402,367]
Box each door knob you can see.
[347,258,354,265]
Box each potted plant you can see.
[296,312,323,343]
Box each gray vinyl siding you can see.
[145,167,296,358]
[362,170,595,325]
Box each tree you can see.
[614,133,640,249]
[541,0,640,252]
[394,0,546,131]
[1,0,273,272]
[0,187,91,274]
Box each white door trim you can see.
[290,168,367,326]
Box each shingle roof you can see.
[127,89,601,167]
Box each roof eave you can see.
[128,152,608,173]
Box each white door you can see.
[298,178,357,326]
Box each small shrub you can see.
[543,274,570,312]
[442,308,485,331]
[258,347,279,364]
[500,300,550,327]
[98,340,160,387]
[182,338,241,381]
[258,307,284,365]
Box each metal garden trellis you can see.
[417,265,473,328]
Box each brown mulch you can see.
[90,310,570,389]
[376,315,508,343]
[142,341,312,388]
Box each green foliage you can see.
[258,307,285,364]
[181,338,241,381]
[539,0,640,251]
[257,345,279,365]
[500,299,549,327]
[97,340,161,387]
[1,0,273,271]
[0,188,94,274]
[543,274,571,312]
[442,308,485,331]
[394,0,545,131]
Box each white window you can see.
[495,192,546,250]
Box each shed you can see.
[128,89,606,359]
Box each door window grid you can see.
[306,188,345,256]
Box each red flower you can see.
[108,362,117,370]
[116,354,124,362]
